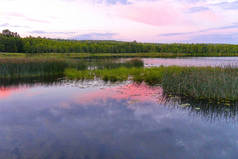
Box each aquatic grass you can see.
[65,65,238,101]
[0,58,143,79]
[95,67,135,82]
[3,56,237,101]
[65,67,143,82]
[64,68,94,80]
[0,58,72,78]
[161,66,238,101]
[142,67,166,85]
[85,58,144,70]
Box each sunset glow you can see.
[1,0,238,43]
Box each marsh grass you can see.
[0,57,144,79]
[65,65,238,101]
[83,58,144,70]
[0,58,71,78]
[65,67,142,81]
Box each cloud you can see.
[160,32,193,37]
[30,30,117,40]
[158,23,238,44]
[110,1,184,26]
[61,0,130,5]
[214,1,238,10]
[187,6,210,13]
[0,23,9,27]
[7,12,50,23]
[97,0,130,5]
[190,32,238,44]
[30,30,75,34]
[217,23,238,30]
[1,0,238,43]
[180,0,204,3]
[0,23,30,28]
[71,33,117,40]
[30,30,47,34]
[159,23,238,37]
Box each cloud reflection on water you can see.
[0,79,237,158]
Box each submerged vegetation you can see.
[1,29,238,57]
[65,65,238,102]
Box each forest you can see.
[1,29,238,55]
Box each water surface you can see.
[143,57,238,67]
[0,78,237,159]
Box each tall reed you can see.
[0,58,69,78]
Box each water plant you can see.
[83,58,144,70]
[161,66,238,101]
[64,65,238,101]
[0,58,68,78]
[0,57,143,79]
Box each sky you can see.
[0,0,238,43]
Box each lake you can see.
[77,56,238,68]
[0,76,237,159]
[1,57,238,159]
[142,57,238,67]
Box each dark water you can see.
[143,57,238,67]
[0,78,238,159]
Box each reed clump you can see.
[65,67,142,82]
[0,58,70,78]
[161,66,238,101]
[86,58,144,70]
[0,58,143,79]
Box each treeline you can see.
[1,29,238,55]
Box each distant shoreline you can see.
[1,30,238,55]
[2,52,238,58]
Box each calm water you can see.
[0,78,238,159]
[143,57,238,67]
[80,57,238,68]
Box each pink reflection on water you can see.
[73,83,165,104]
[0,86,26,99]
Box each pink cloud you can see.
[112,2,183,26]
[188,10,220,25]
[6,12,50,23]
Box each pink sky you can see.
[0,0,238,43]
